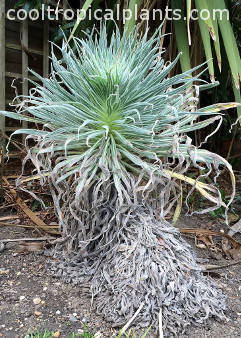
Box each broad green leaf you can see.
[213,0,241,89]
[124,0,141,35]
[172,0,191,73]
[204,0,222,70]
[196,0,217,40]
[195,0,215,82]
[232,79,241,121]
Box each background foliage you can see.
[14,0,241,165]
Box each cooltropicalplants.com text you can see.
[7,5,230,23]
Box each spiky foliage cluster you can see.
[1,25,238,335]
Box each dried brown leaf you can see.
[197,234,215,248]
[179,228,241,250]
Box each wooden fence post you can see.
[43,0,50,79]
[43,19,49,78]
[21,18,28,145]
[0,0,5,151]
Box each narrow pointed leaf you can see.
[68,0,95,41]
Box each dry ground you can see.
[0,213,241,338]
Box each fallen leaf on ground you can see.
[18,242,44,253]
[53,331,60,338]
[2,176,47,227]
[197,234,215,248]
[179,228,241,249]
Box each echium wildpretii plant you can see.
[1,24,240,335]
